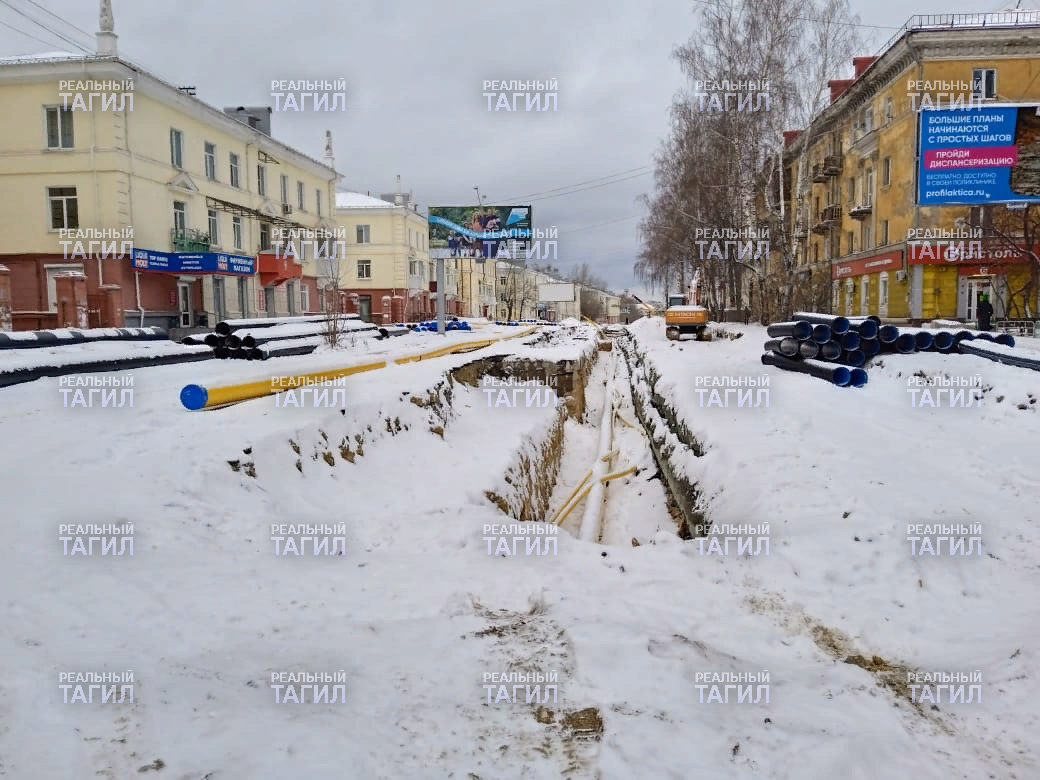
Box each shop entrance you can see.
[966,277,993,323]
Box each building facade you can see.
[778,12,1040,323]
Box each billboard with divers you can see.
[428,206,532,261]
[918,104,1040,205]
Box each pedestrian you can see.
[977,293,994,331]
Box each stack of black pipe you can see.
[762,314,867,387]
[199,315,378,360]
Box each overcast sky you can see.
[0,0,998,297]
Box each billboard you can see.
[428,206,532,262]
[918,104,1040,205]
[132,248,255,275]
[538,283,575,302]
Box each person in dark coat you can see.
[977,293,994,331]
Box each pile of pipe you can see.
[405,318,472,333]
[197,315,378,360]
[762,311,1023,385]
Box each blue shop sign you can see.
[132,248,255,275]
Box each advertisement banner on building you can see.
[832,250,902,279]
[907,239,1035,265]
[918,104,1040,205]
[132,248,255,275]
[428,206,532,262]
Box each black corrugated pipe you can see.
[849,368,868,388]
[761,352,851,386]
[881,333,916,354]
[793,313,850,335]
[958,340,1038,371]
[841,349,866,367]
[811,324,833,344]
[849,319,879,339]
[215,346,230,359]
[819,340,843,360]
[764,337,800,357]
[840,331,861,350]
[203,333,223,347]
[248,347,263,360]
[214,315,332,336]
[878,324,900,344]
[849,315,882,325]
[861,338,881,358]
[767,321,812,340]
[225,334,243,349]
[798,340,821,358]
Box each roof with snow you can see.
[0,51,84,64]
[335,192,398,209]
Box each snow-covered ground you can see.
[1,318,1037,778]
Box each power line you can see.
[0,0,91,52]
[22,0,92,39]
[558,214,642,235]
[523,171,652,203]
[0,14,62,48]
[498,166,652,202]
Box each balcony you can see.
[823,155,843,176]
[170,228,210,253]
[794,224,809,240]
[812,164,827,183]
[408,274,425,291]
[823,204,842,223]
[849,202,873,220]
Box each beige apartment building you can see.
[333,190,464,321]
[0,11,339,331]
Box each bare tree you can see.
[316,238,346,347]
[499,261,539,320]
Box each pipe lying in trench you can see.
[840,330,861,351]
[849,319,879,340]
[760,352,852,387]
[578,371,615,543]
[764,337,800,357]
[810,324,833,344]
[766,321,812,340]
[793,313,851,335]
[958,340,1040,372]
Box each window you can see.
[862,223,872,250]
[213,277,226,323]
[863,105,874,134]
[969,206,993,230]
[356,225,370,243]
[882,157,891,187]
[297,181,305,211]
[882,219,889,245]
[860,276,869,315]
[864,168,875,206]
[232,216,243,250]
[170,128,183,169]
[409,228,413,247]
[884,96,893,125]
[208,209,219,245]
[204,142,216,180]
[848,177,855,203]
[972,68,996,100]
[229,153,241,188]
[173,201,187,234]
[316,189,322,217]
[846,231,855,254]
[45,107,73,149]
[832,280,840,310]
[814,196,820,221]
[409,260,422,275]
[879,272,889,305]
[301,284,309,313]
[813,244,819,264]
[47,187,79,229]
[258,165,267,197]
[238,277,249,316]
[287,281,298,315]
[280,174,289,204]
[260,222,271,251]
[499,275,507,286]
[357,259,371,279]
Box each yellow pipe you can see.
[548,468,594,524]
[554,482,593,526]
[599,464,637,484]
[182,325,539,410]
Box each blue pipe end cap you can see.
[849,368,868,388]
[180,384,209,410]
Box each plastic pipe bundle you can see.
[861,338,880,359]
[881,333,917,354]
[810,324,833,344]
[793,313,851,335]
[958,340,1040,372]
[760,352,852,387]
[877,325,900,344]
[257,335,324,360]
[840,331,861,351]
[764,337,800,357]
[0,326,168,350]
[849,319,879,340]
[819,340,842,360]
[214,314,350,336]
[841,349,866,367]
[798,341,820,359]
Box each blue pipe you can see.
[878,325,900,344]
[841,349,866,367]
[840,331,861,350]
[849,368,868,388]
[793,313,851,335]
[811,324,833,344]
[819,340,842,360]
[860,338,880,358]
[760,352,851,386]
[767,321,812,340]
[849,319,878,339]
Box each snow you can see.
[0,51,83,64]
[0,339,211,373]
[2,317,1037,777]
[334,192,397,209]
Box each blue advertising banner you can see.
[131,248,255,275]
[918,105,1040,205]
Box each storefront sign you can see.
[132,248,255,275]
[832,250,902,279]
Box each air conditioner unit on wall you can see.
[896,269,908,282]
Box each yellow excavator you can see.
[663,271,709,341]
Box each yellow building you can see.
[0,14,338,331]
[780,12,1040,324]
